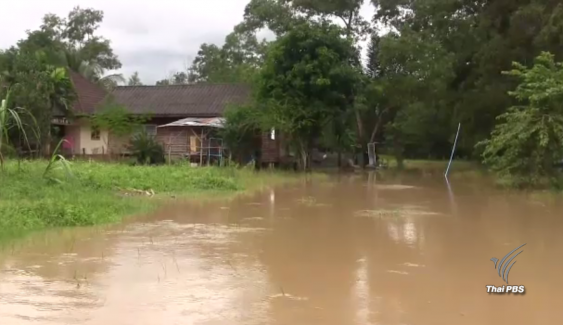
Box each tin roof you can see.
[111,84,250,117]
[158,117,225,128]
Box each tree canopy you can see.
[256,21,362,169]
[479,52,563,188]
[0,6,122,154]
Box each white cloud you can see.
[1,0,375,84]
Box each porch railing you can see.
[162,142,225,165]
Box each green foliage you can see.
[374,29,456,162]
[236,0,303,36]
[155,71,190,85]
[0,6,121,152]
[128,71,143,86]
[186,32,266,84]
[90,99,148,137]
[478,52,563,188]
[0,51,75,149]
[374,0,563,158]
[320,114,356,155]
[221,104,264,162]
[49,66,77,115]
[129,131,165,165]
[43,139,73,184]
[40,7,121,71]
[4,6,123,92]
[257,21,362,168]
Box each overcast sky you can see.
[2,0,375,84]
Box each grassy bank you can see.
[378,155,484,175]
[0,160,304,238]
[378,157,563,190]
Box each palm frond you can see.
[100,73,125,84]
[78,61,104,81]
[97,73,125,91]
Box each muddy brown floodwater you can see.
[1,173,563,325]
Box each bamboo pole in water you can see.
[445,123,461,179]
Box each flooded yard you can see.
[1,173,562,324]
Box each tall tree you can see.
[42,7,121,70]
[235,0,302,36]
[18,7,124,91]
[257,21,362,170]
[187,44,225,83]
[155,71,188,85]
[479,52,563,188]
[236,0,374,166]
[172,72,188,84]
[127,71,143,86]
[187,31,267,83]
[155,78,170,86]
[371,0,563,158]
[0,50,76,154]
[0,6,122,152]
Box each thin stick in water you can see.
[445,123,461,179]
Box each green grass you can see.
[0,160,307,238]
[379,155,475,170]
[374,155,490,183]
[379,155,483,174]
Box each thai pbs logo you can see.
[487,243,526,294]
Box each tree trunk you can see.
[296,139,313,172]
[368,143,375,167]
[354,109,366,168]
[369,108,388,143]
[44,128,52,158]
[394,142,405,170]
[297,141,306,171]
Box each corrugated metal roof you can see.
[111,84,250,116]
[158,117,225,128]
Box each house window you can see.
[91,126,101,140]
[144,124,157,137]
[134,124,157,138]
[145,124,157,136]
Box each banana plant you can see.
[0,90,36,170]
[43,138,73,184]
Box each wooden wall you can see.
[158,126,223,162]
[157,127,190,159]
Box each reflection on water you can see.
[1,174,563,324]
[384,218,419,247]
[353,256,370,325]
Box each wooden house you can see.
[52,74,289,165]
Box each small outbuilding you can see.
[157,117,226,164]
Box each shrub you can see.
[129,131,165,165]
[478,52,563,188]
